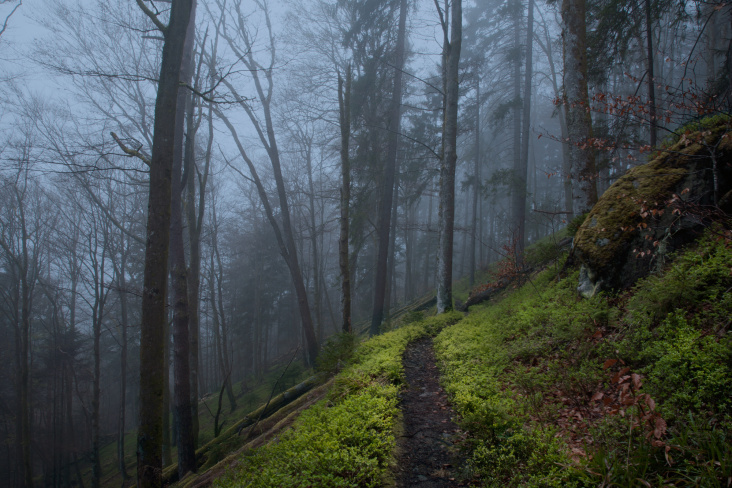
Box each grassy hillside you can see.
[198,225,730,487]
[435,227,732,487]
[207,312,461,488]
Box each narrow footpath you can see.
[395,337,462,487]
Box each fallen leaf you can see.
[603,359,618,370]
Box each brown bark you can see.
[561,0,597,211]
[513,0,534,266]
[168,0,197,476]
[136,0,194,485]
[436,0,462,314]
[371,0,408,335]
[338,67,352,333]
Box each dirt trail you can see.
[395,337,463,487]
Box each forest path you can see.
[394,337,463,487]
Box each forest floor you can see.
[394,336,465,487]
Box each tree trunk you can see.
[384,173,400,319]
[436,0,462,314]
[423,187,434,295]
[19,210,33,488]
[513,0,533,265]
[644,0,657,147]
[511,0,523,260]
[470,79,481,287]
[136,0,194,485]
[338,67,352,333]
[162,319,172,467]
[370,0,408,335]
[117,251,130,483]
[168,1,197,475]
[304,140,323,342]
[561,0,597,212]
[91,234,108,488]
[212,228,236,411]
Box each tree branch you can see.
[0,0,21,40]
[135,0,167,34]
[110,132,151,166]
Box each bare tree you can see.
[0,148,56,488]
[134,0,194,486]
[212,0,319,364]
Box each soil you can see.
[395,337,464,487]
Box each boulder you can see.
[573,116,732,297]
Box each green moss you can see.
[212,311,462,488]
[433,229,732,487]
[574,156,686,269]
[574,117,732,270]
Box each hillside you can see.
[179,223,729,488]
[175,119,732,488]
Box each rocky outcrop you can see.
[573,116,732,297]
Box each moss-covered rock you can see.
[573,116,732,296]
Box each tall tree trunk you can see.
[169,6,197,469]
[370,0,408,335]
[511,0,523,259]
[338,67,352,333]
[212,228,236,411]
[436,0,462,314]
[162,319,172,467]
[644,0,657,147]
[117,251,130,484]
[544,35,574,216]
[91,233,108,488]
[423,187,434,295]
[384,174,400,319]
[561,0,597,212]
[513,0,533,265]
[136,0,193,485]
[470,79,481,287]
[19,212,33,488]
[304,141,323,342]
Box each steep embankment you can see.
[435,230,732,487]
[196,117,731,488]
[432,117,732,487]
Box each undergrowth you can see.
[213,311,461,488]
[434,229,732,487]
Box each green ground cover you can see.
[212,312,461,488]
[434,229,732,487]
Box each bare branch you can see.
[111,132,151,166]
[135,0,167,34]
[0,0,20,40]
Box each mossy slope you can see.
[437,230,732,487]
[210,312,462,488]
